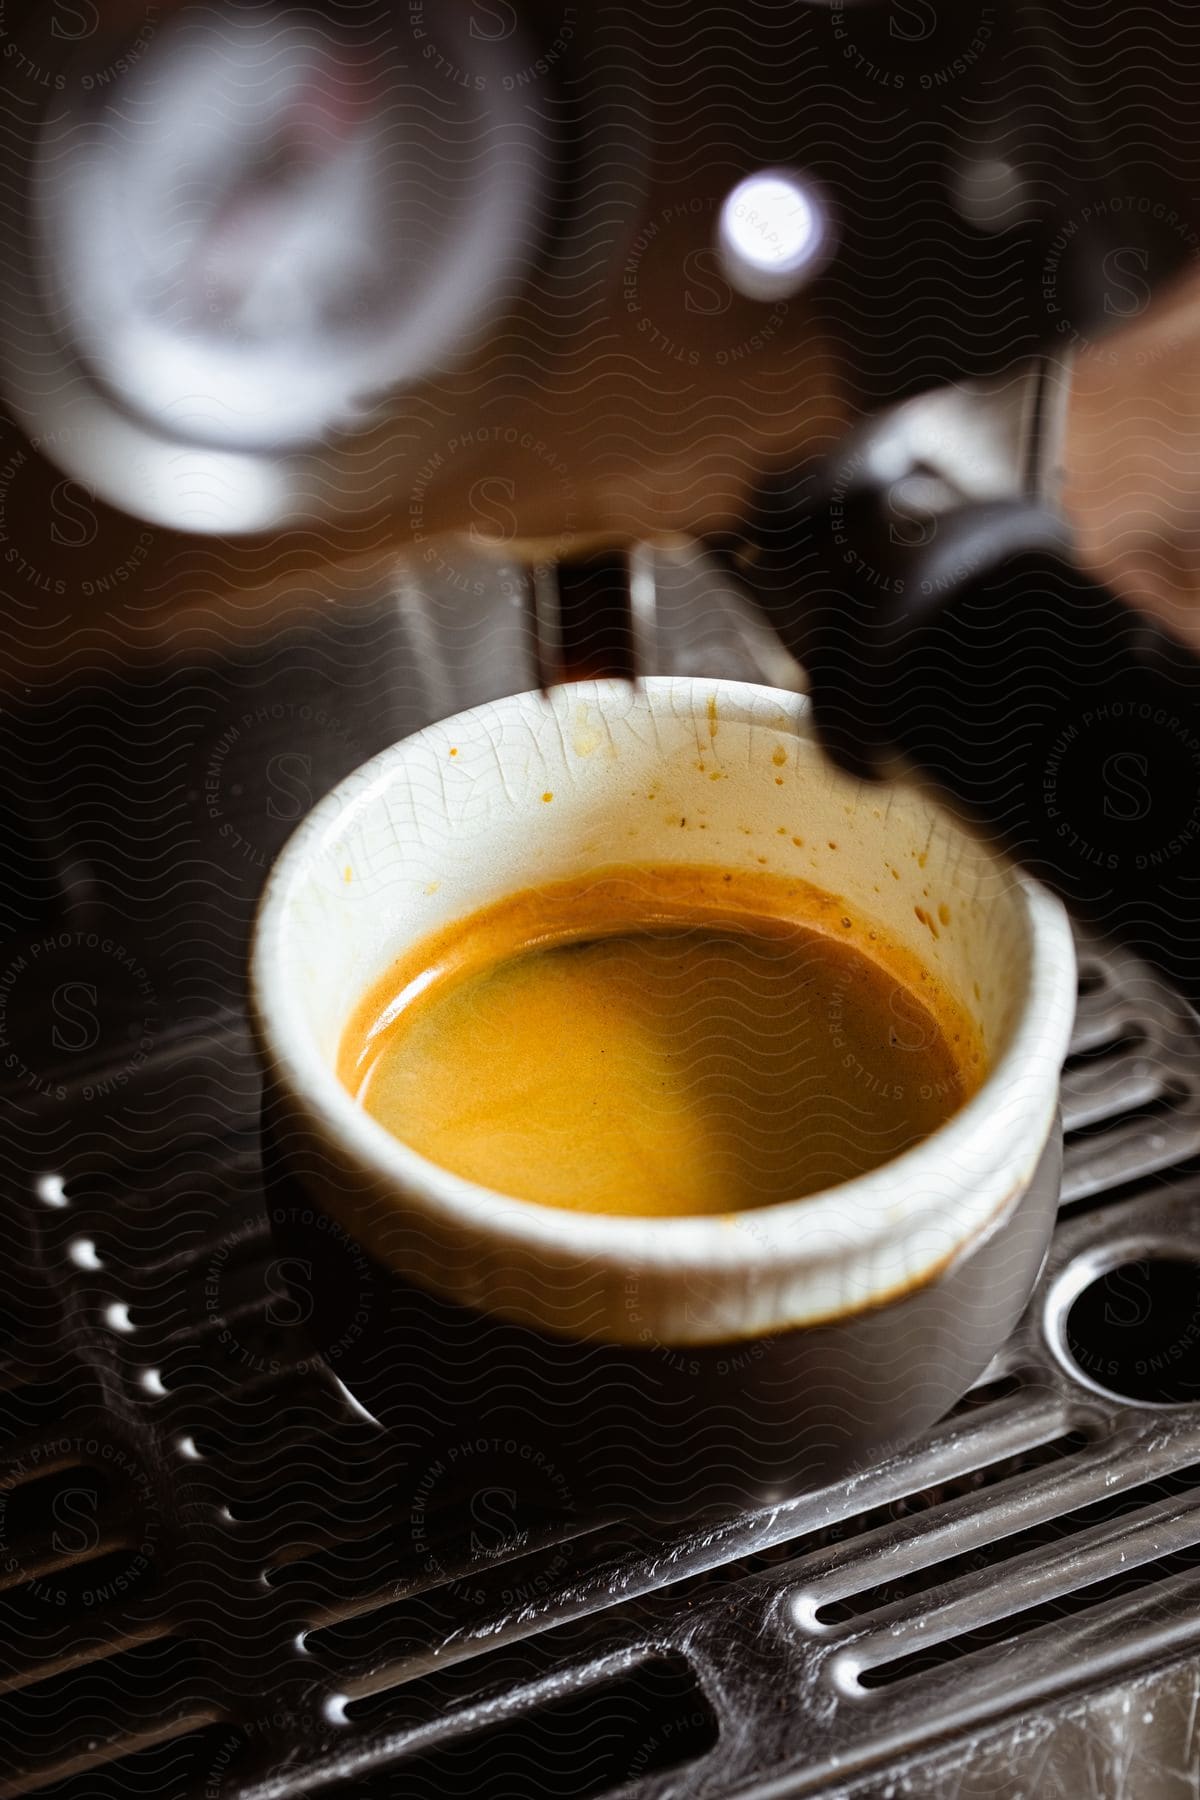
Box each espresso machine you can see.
[5,3,1200,1797]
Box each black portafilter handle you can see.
[711,453,1200,1012]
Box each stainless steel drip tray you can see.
[4,911,1200,1800]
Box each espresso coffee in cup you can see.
[252,678,1076,1518]
[338,863,981,1218]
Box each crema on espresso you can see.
[338,865,981,1218]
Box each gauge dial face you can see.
[32,5,549,451]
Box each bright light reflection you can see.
[724,173,818,271]
[718,169,828,301]
[68,1237,102,1271]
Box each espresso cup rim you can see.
[250,677,1076,1342]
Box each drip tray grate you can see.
[5,927,1200,1800]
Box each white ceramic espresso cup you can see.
[251,678,1077,1515]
